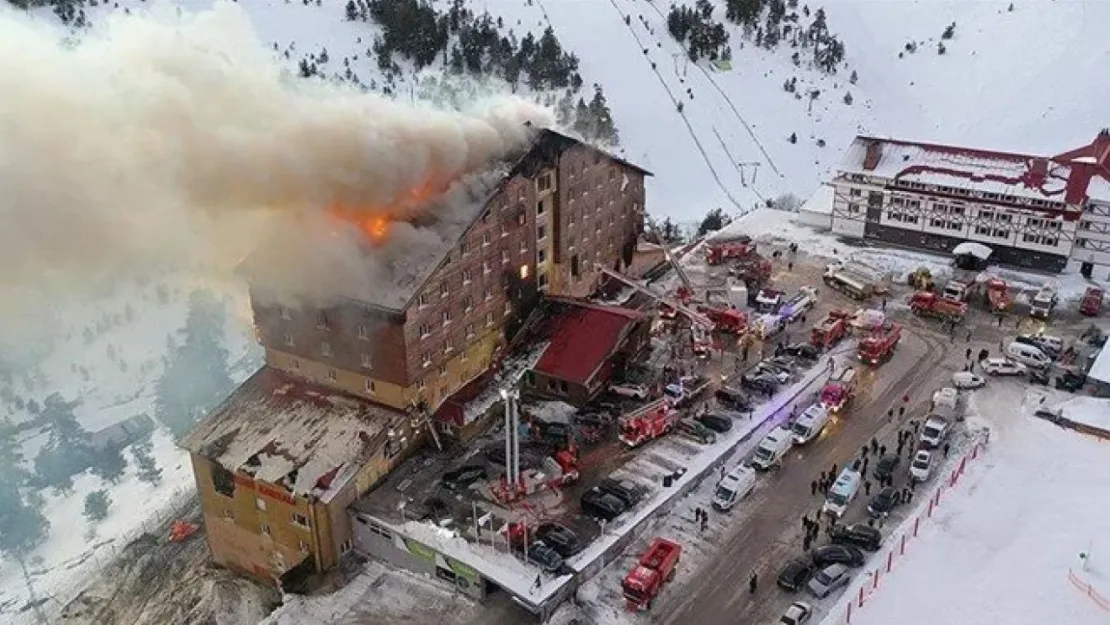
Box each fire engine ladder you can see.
[646,221,697,300]
[594,264,715,330]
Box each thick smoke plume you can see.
[0,2,553,325]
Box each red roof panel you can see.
[533,303,643,386]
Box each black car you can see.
[597,479,642,508]
[580,488,627,522]
[574,411,614,427]
[784,343,821,361]
[696,413,734,433]
[776,557,816,591]
[534,523,582,558]
[441,465,487,490]
[867,486,903,518]
[873,454,900,481]
[525,541,565,573]
[537,421,573,442]
[1056,369,1087,392]
[830,524,883,552]
[1028,368,1051,386]
[811,544,865,568]
[741,374,779,394]
[715,386,752,411]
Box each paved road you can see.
[651,326,956,625]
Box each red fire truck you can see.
[810,310,850,349]
[622,537,682,611]
[910,291,968,322]
[858,323,901,365]
[618,401,680,448]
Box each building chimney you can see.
[1025,158,1048,189]
[863,141,883,171]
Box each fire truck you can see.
[1080,286,1104,316]
[698,305,748,334]
[941,279,973,302]
[823,262,876,300]
[618,400,680,448]
[819,368,857,412]
[985,278,1012,312]
[910,291,968,322]
[730,256,773,290]
[706,236,756,265]
[755,288,784,313]
[779,286,818,321]
[622,537,682,611]
[858,323,901,365]
[810,310,850,349]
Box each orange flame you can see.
[326,179,447,244]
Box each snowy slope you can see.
[842,383,1110,625]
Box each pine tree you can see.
[849,69,858,84]
[697,208,731,236]
[131,438,163,486]
[942,22,956,40]
[788,132,798,144]
[937,42,946,55]
[83,490,111,523]
[587,85,619,146]
[345,0,358,21]
[843,91,853,105]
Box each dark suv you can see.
[581,488,627,522]
[525,541,565,573]
[597,479,642,508]
[777,557,815,591]
[534,523,582,558]
[830,524,883,552]
[715,386,752,411]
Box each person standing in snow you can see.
[749,571,758,594]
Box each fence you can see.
[819,430,992,625]
[1067,568,1110,612]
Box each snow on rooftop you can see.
[838,137,1074,203]
[526,400,577,425]
[182,367,404,502]
[799,184,835,215]
[1054,395,1110,433]
[847,388,1110,625]
[951,241,993,260]
[1086,343,1110,384]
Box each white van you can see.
[750,427,793,471]
[1006,341,1051,369]
[712,465,757,511]
[755,314,786,339]
[919,416,950,448]
[791,404,831,445]
[931,387,959,420]
[822,468,861,518]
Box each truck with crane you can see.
[706,236,756,265]
[858,323,901,365]
[622,537,682,611]
[810,310,850,350]
[595,265,716,356]
[618,400,680,448]
[910,291,969,322]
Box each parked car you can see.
[525,541,564,573]
[982,358,1026,376]
[533,523,582,558]
[677,418,718,444]
[715,386,752,411]
[952,371,986,389]
[580,489,627,522]
[807,563,851,599]
[1028,368,1051,385]
[573,411,613,427]
[610,383,648,400]
[873,454,900,481]
[867,486,903,518]
[777,557,816,591]
[1016,334,1063,359]
[597,478,642,508]
[785,343,821,361]
[741,374,779,394]
[441,465,487,491]
[811,544,865,568]
[1056,369,1087,392]
[829,524,883,552]
[909,450,933,483]
[696,413,734,433]
[779,601,814,625]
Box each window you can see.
[484,286,493,301]
[438,364,447,377]
[299,540,310,552]
[261,524,272,536]
[517,210,526,226]
[418,293,429,309]
[481,209,490,224]
[440,281,450,298]
[483,260,491,275]
[290,357,301,370]
[504,300,512,316]
[441,309,452,326]
[316,311,330,330]
[422,352,432,368]
[445,340,454,355]
[463,297,473,313]
[292,513,309,528]
[538,173,553,192]
[341,539,353,554]
[279,306,292,321]
[417,379,426,390]
[500,222,509,237]
[485,312,494,326]
[536,200,546,215]
[501,250,509,264]
[461,240,470,255]
[482,232,491,247]
[327,368,337,381]
[356,324,368,340]
[849,188,863,197]
[360,353,372,369]
[848,202,860,214]
[369,523,392,539]
[223,509,234,522]
[466,323,475,338]
[538,249,547,263]
[462,269,473,284]
[520,239,528,253]
[419,323,431,339]
[256,497,267,512]
[365,379,376,394]
[571,254,580,277]
[539,273,549,288]
[283,332,295,347]
[321,341,332,357]
[537,225,547,240]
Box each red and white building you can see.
[830,130,1110,274]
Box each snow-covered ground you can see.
[1056,395,1110,433]
[822,382,1110,625]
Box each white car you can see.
[951,371,986,389]
[982,358,1026,376]
[780,601,813,625]
[909,450,932,483]
[609,383,648,399]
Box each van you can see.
[822,468,861,518]
[750,427,793,471]
[919,416,950,448]
[931,387,960,421]
[1006,342,1051,369]
[790,404,831,445]
[712,465,757,511]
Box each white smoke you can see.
[0,2,553,327]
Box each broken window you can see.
[211,462,236,498]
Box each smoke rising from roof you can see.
[0,2,552,324]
